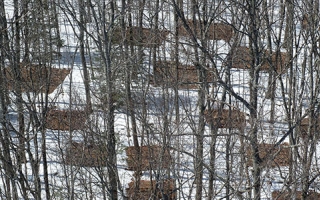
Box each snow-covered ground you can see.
[3,0,320,199]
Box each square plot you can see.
[5,63,70,94]
[125,145,171,171]
[225,46,288,74]
[177,19,234,42]
[152,61,214,89]
[272,190,320,200]
[64,141,108,167]
[246,143,290,168]
[126,179,176,200]
[46,109,88,131]
[204,109,246,131]
[112,26,169,47]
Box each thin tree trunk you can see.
[0,4,14,196]
[191,2,206,198]
[78,0,92,113]
[13,1,28,198]
[125,0,142,194]
[248,0,262,198]
[102,1,118,198]
[264,0,276,123]
[174,0,182,198]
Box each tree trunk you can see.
[78,0,92,113]
[248,1,262,199]
[0,3,16,197]
[103,1,118,198]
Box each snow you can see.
[3,0,320,199]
